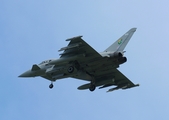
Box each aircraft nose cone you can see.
[18,70,34,77]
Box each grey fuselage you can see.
[19,51,125,81]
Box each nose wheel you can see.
[49,83,54,89]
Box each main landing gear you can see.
[48,66,74,89]
[49,83,54,89]
[89,76,96,92]
[89,84,96,91]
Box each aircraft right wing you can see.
[59,36,102,59]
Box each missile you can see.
[107,86,120,92]
[107,84,140,92]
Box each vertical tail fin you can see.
[104,28,137,52]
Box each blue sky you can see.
[1,0,169,120]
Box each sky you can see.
[1,0,169,120]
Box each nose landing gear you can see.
[49,83,54,89]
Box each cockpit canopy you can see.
[39,59,53,65]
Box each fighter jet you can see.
[19,28,139,92]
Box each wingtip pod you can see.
[134,84,140,87]
[66,35,83,41]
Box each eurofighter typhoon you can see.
[19,28,139,92]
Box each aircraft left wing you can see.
[78,68,139,92]
[99,69,139,92]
